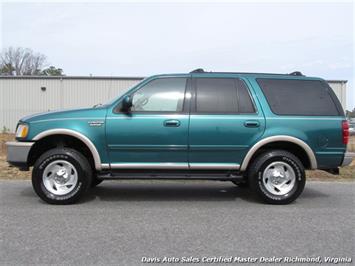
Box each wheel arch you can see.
[241,135,317,171]
[30,129,102,170]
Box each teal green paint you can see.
[18,72,347,170]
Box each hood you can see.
[20,106,107,123]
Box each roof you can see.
[190,68,305,76]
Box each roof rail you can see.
[289,71,304,76]
[189,69,305,76]
[190,68,205,73]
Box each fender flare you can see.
[240,135,317,171]
[33,129,103,170]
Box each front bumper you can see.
[6,141,34,169]
[341,152,353,167]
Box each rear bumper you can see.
[6,141,34,169]
[341,152,353,167]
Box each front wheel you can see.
[248,150,305,204]
[32,148,93,204]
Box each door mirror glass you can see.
[121,95,133,112]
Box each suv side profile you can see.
[6,69,352,204]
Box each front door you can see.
[106,77,190,169]
[188,77,265,170]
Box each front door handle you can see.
[164,119,181,127]
[244,120,260,128]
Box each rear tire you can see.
[248,150,305,204]
[32,148,92,204]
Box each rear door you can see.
[188,77,265,170]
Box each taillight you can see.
[342,120,349,145]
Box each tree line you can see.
[0,47,64,76]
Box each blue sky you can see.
[1,1,354,109]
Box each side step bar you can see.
[97,171,245,182]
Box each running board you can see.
[97,170,245,181]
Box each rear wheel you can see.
[32,148,92,204]
[248,150,305,204]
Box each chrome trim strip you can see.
[101,163,110,169]
[110,163,188,169]
[240,135,317,171]
[266,117,343,120]
[33,129,103,171]
[189,163,240,170]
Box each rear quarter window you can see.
[257,79,343,116]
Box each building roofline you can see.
[326,80,348,83]
[0,75,145,80]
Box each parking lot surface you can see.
[1,180,354,265]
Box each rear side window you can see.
[195,78,255,113]
[257,79,341,116]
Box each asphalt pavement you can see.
[0,180,354,265]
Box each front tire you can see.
[32,148,93,204]
[248,150,305,204]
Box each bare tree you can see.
[0,47,47,75]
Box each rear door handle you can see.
[164,119,181,127]
[244,120,260,128]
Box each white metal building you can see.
[0,76,348,132]
[0,76,143,132]
[326,80,348,111]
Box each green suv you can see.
[6,69,352,204]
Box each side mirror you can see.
[121,95,133,112]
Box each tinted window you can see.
[131,78,186,112]
[257,79,341,116]
[237,79,255,113]
[195,78,255,113]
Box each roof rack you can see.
[289,71,304,76]
[189,69,305,76]
[190,68,205,73]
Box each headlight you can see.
[16,124,29,138]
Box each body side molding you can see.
[240,135,317,171]
[33,129,103,170]
[189,163,240,170]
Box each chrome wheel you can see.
[42,160,78,195]
[262,161,296,196]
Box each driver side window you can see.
[131,78,187,112]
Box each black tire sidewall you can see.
[32,149,91,204]
[250,151,305,204]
